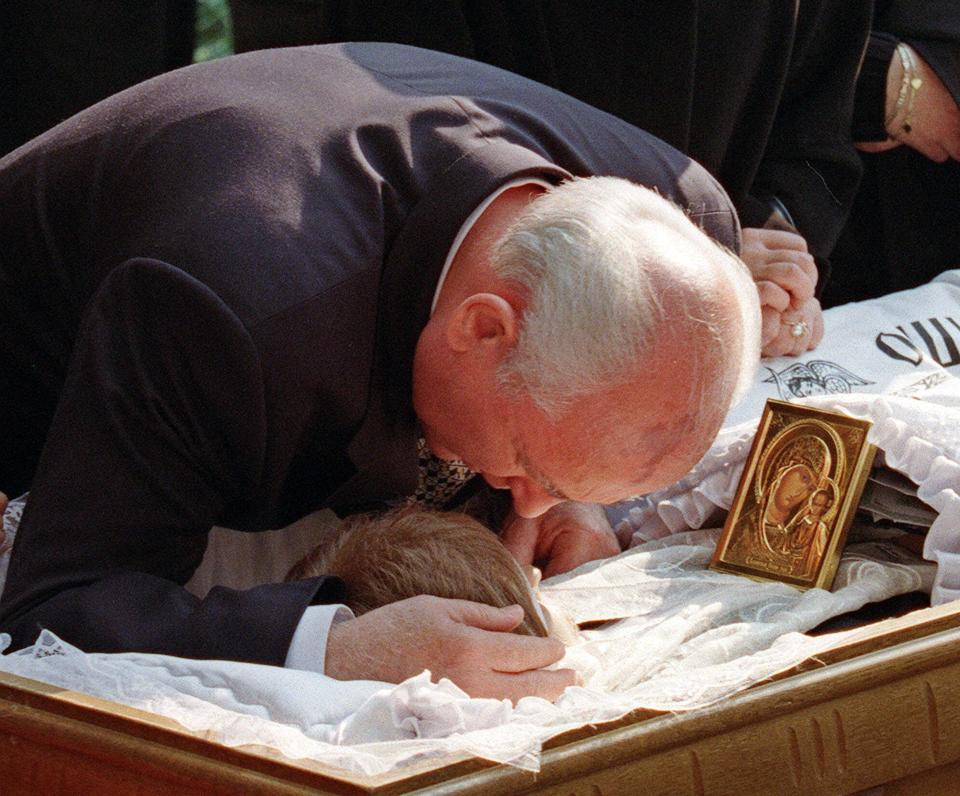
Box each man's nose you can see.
[508,479,564,518]
[482,474,564,517]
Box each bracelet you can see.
[887,43,923,135]
[885,44,911,127]
[898,44,923,134]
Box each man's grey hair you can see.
[491,176,760,423]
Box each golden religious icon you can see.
[710,399,877,590]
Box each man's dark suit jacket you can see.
[0,43,738,664]
[229,0,872,286]
[829,0,960,307]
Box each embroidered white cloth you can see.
[0,536,934,775]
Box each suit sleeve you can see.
[874,0,960,112]
[745,0,872,269]
[0,258,344,664]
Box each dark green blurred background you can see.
[195,0,234,62]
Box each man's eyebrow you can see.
[516,444,572,502]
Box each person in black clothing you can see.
[229,0,873,351]
[0,1,196,157]
[826,0,960,307]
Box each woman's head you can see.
[286,505,550,637]
[765,462,817,524]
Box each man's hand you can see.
[324,595,576,702]
[500,501,620,578]
[858,44,960,162]
[741,227,824,357]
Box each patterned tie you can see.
[411,436,475,508]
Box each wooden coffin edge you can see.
[1,599,959,795]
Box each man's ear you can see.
[445,293,519,354]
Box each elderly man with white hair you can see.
[0,43,777,702]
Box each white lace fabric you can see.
[0,493,25,589]
[0,535,933,776]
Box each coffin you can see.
[2,598,959,795]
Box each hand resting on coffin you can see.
[325,596,575,703]
[286,506,580,703]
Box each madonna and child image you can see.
[711,399,877,590]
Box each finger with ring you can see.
[788,319,809,338]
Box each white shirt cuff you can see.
[284,603,355,674]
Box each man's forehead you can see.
[523,430,698,505]
[514,362,719,501]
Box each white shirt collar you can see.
[430,177,553,315]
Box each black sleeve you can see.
[745,0,872,269]
[852,32,899,142]
[876,0,960,43]
[874,0,960,112]
[0,258,344,663]
[852,0,960,143]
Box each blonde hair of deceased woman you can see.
[286,506,550,637]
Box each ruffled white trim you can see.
[618,390,960,605]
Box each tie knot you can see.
[411,437,475,508]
